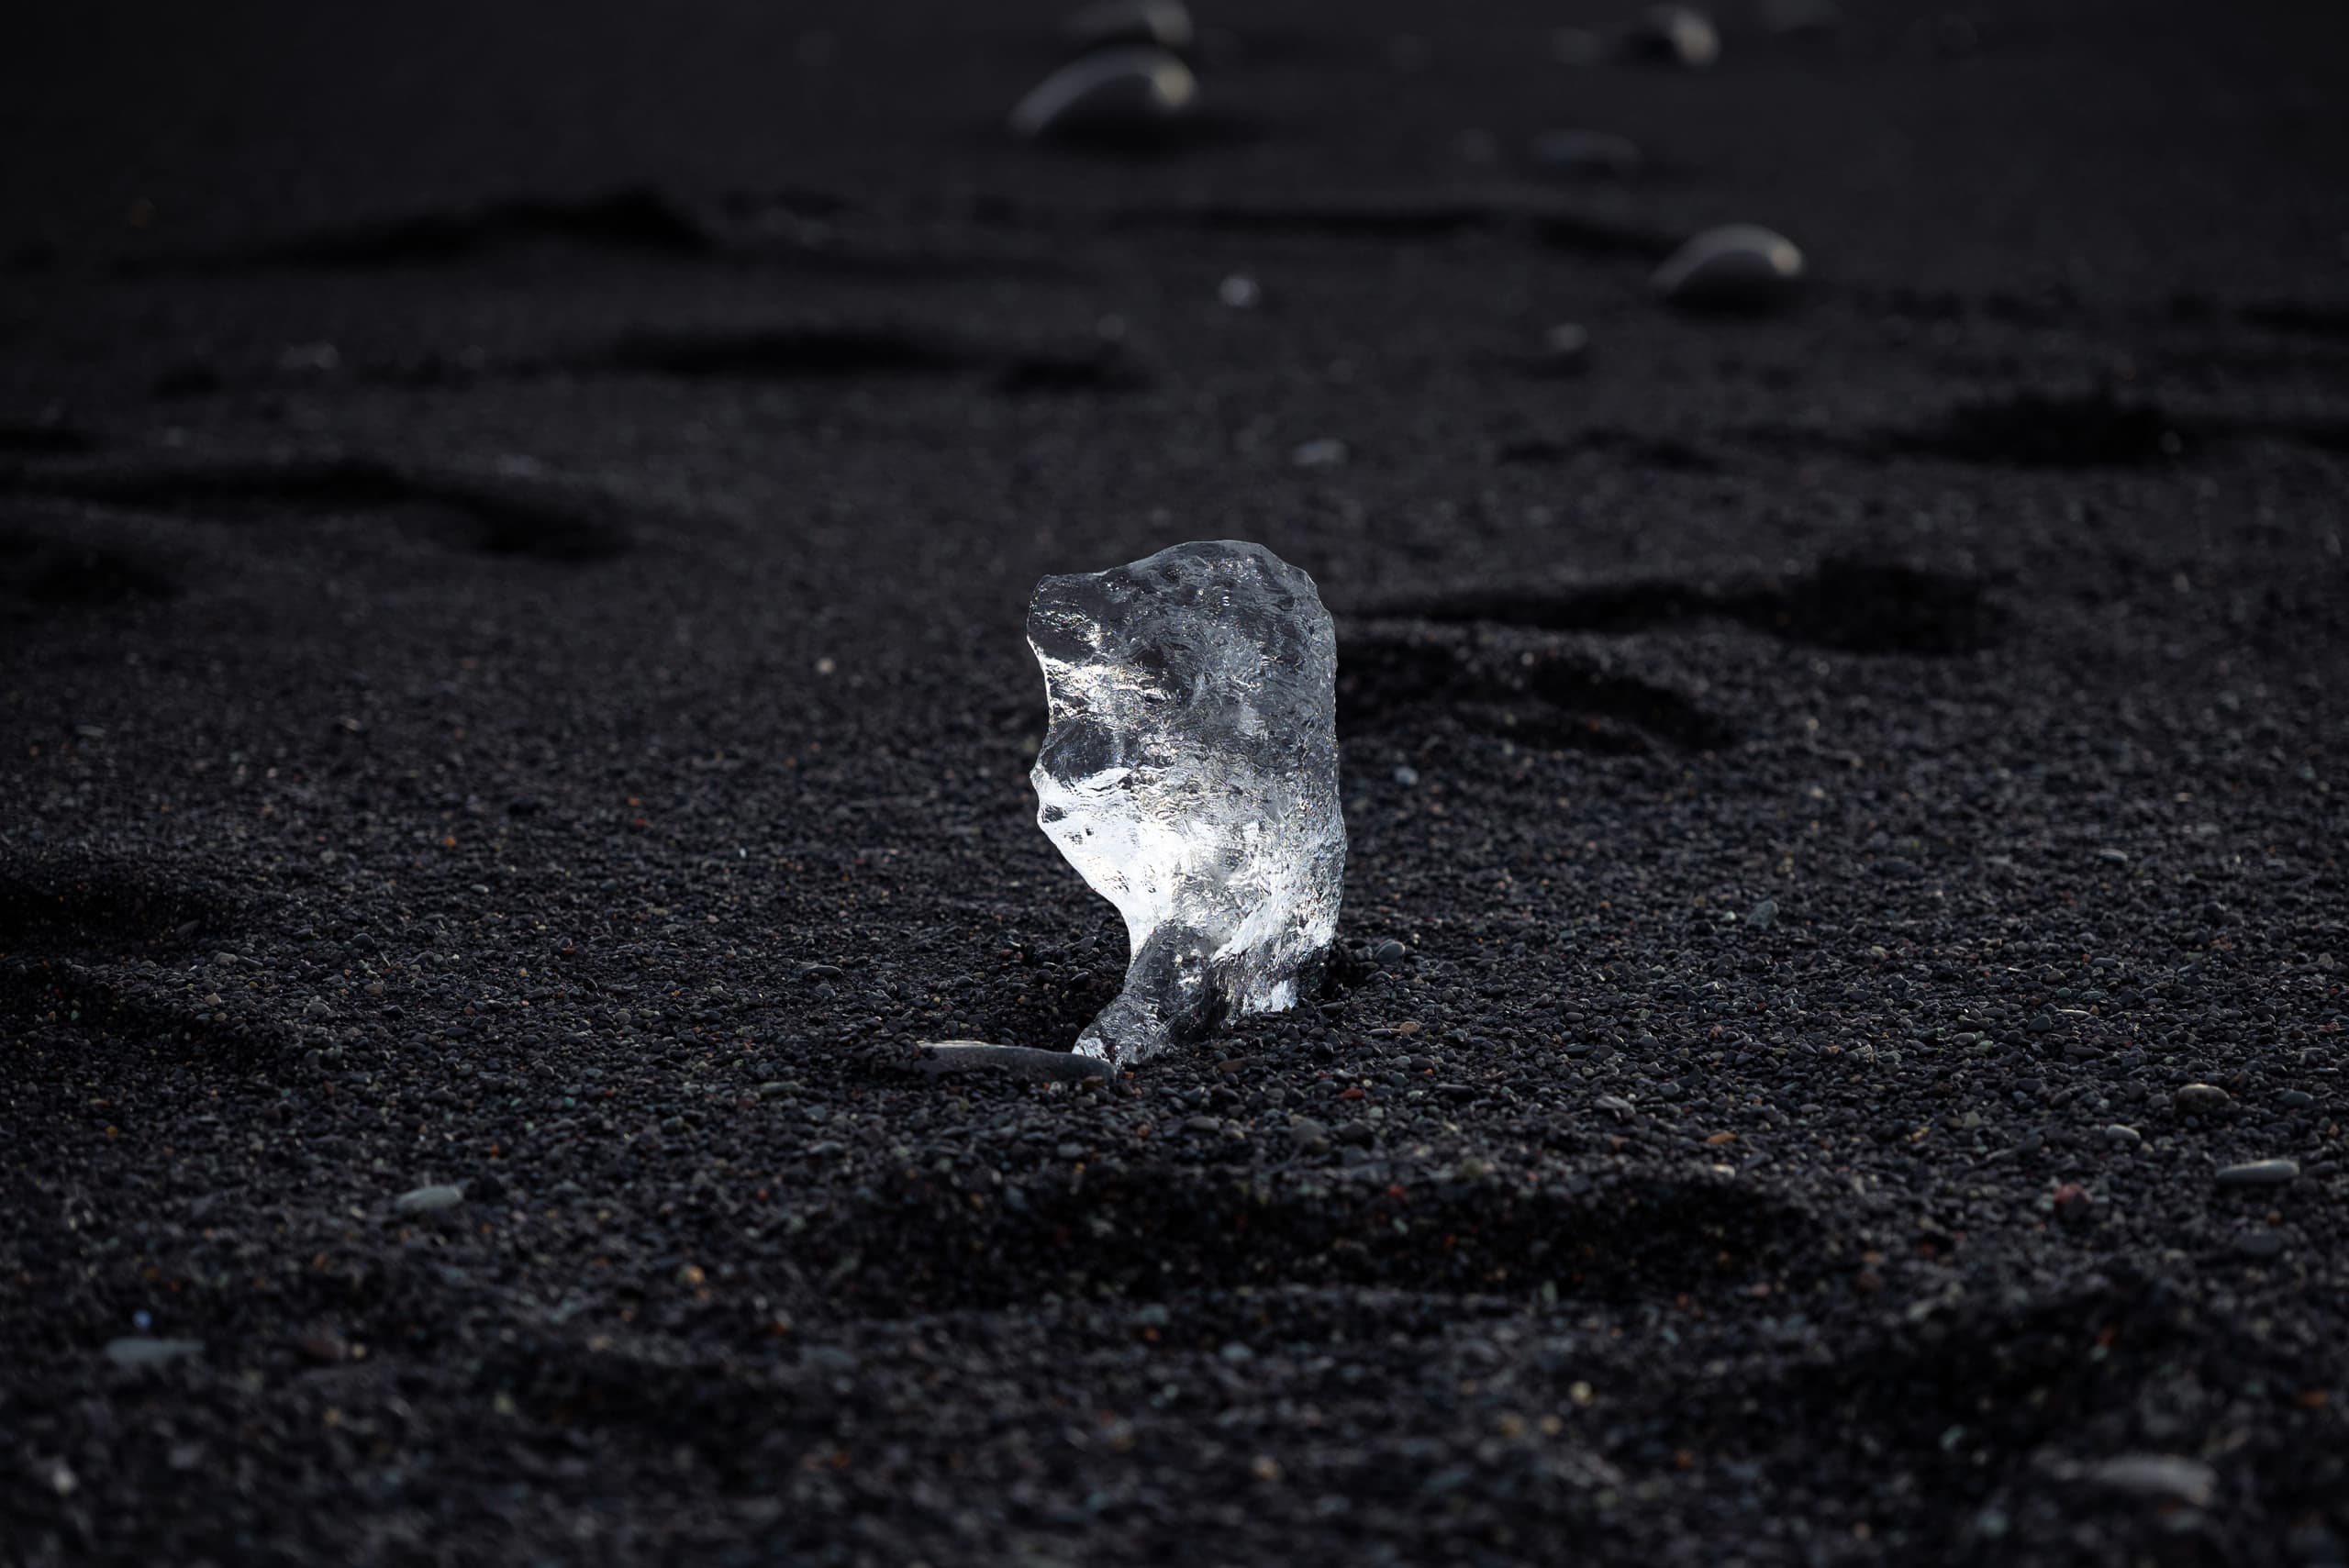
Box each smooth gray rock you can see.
[394,1184,466,1214]
[2214,1158,2299,1187]
[2173,1083,2232,1114]
[2085,1453,2218,1507]
[1009,47,1197,141]
[1653,224,1805,312]
[105,1337,204,1369]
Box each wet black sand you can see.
[4,2,2347,1562]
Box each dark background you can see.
[3,2,2346,1563]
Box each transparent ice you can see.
[1029,540,1345,1064]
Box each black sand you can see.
[4,2,2347,1562]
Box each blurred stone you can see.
[275,341,340,374]
[1530,128,1642,179]
[2086,1454,2218,1507]
[2214,1158,2299,1187]
[1541,322,1592,370]
[1452,128,1500,165]
[1653,224,1804,312]
[2173,1083,2231,1114]
[1551,28,1609,64]
[1010,48,1198,142]
[1218,273,1262,308]
[1290,438,1347,468]
[1065,0,1193,53]
[1622,5,1720,67]
[1760,0,1842,34]
[106,1337,203,1369]
[395,1183,465,1215]
[909,1041,1113,1082]
[2235,1228,2286,1259]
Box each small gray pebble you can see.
[1392,764,1419,786]
[2235,1229,2286,1260]
[1009,48,1197,141]
[1622,4,1720,67]
[394,1184,465,1215]
[1374,939,1408,962]
[1529,129,1642,179]
[2086,1454,2217,1507]
[2174,1083,2232,1114]
[1541,321,1592,367]
[1746,898,1778,930]
[909,1041,1111,1083]
[105,1337,204,1370]
[1653,224,1804,312]
[1552,28,1607,64]
[2214,1158,2299,1187]
[2102,1124,2142,1147]
[1759,0,1842,33]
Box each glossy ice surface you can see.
[1028,540,1345,1063]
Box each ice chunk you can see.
[1029,540,1344,1063]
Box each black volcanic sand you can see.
[4,2,2348,1563]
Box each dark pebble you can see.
[2234,1229,2287,1260]
[1529,129,1642,179]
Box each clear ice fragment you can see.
[1029,540,1345,1064]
